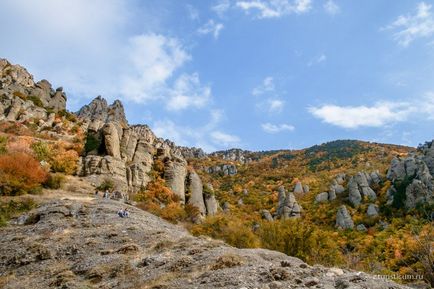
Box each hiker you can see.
[103,190,109,199]
[123,208,129,218]
[117,208,130,218]
[94,189,99,196]
[117,209,124,218]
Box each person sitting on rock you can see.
[122,208,129,218]
[117,209,125,218]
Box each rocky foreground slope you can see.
[0,188,410,289]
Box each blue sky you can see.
[1,0,434,152]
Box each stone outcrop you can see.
[178,146,207,159]
[275,186,302,219]
[261,209,274,221]
[206,164,237,176]
[348,172,377,207]
[0,59,67,126]
[386,150,433,210]
[77,96,128,129]
[336,205,354,229]
[314,192,329,204]
[209,148,257,164]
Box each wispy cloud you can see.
[252,77,285,113]
[261,122,295,133]
[152,109,241,152]
[323,0,340,15]
[384,2,434,47]
[197,19,224,39]
[166,73,211,111]
[212,0,231,17]
[308,93,434,129]
[236,0,312,19]
[252,76,275,95]
[267,99,285,113]
[186,4,199,20]
[211,131,241,146]
[307,53,327,66]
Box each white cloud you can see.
[324,0,340,15]
[197,19,224,39]
[121,34,190,103]
[384,2,434,47]
[261,122,295,133]
[212,0,231,17]
[121,34,211,111]
[252,76,275,95]
[166,73,211,111]
[308,102,413,129]
[307,53,327,66]
[236,0,312,19]
[268,99,285,112]
[211,131,241,146]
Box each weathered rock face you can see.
[0,59,67,125]
[336,205,354,229]
[386,149,434,210]
[77,97,218,211]
[164,160,188,202]
[77,96,128,129]
[206,164,237,176]
[178,146,207,159]
[204,193,218,216]
[209,148,257,164]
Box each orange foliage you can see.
[0,152,48,195]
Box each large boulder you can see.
[293,181,304,193]
[366,204,379,217]
[164,161,188,203]
[348,177,362,207]
[187,171,206,215]
[315,192,329,204]
[336,205,354,229]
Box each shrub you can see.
[28,96,44,107]
[97,179,115,192]
[31,141,52,161]
[0,152,48,195]
[50,149,78,175]
[0,136,7,154]
[43,173,65,189]
[13,91,27,100]
[0,198,36,226]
